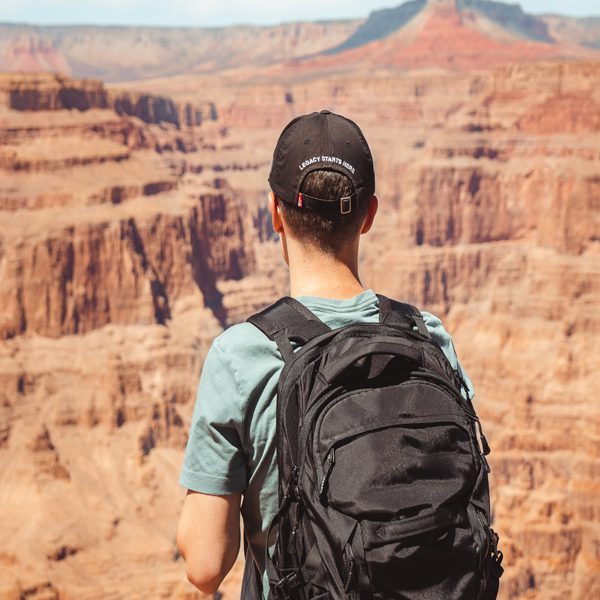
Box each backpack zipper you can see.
[343,542,359,599]
[318,447,335,501]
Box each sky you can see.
[0,0,598,28]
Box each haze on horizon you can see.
[0,0,598,28]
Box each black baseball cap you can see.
[268,110,375,217]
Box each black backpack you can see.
[245,294,503,600]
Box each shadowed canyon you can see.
[0,0,599,598]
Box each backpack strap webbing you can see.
[377,294,431,340]
[247,297,331,361]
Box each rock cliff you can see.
[0,195,254,339]
[357,62,600,600]
[2,1,599,83]
[0,54,598,600]
[135,58,599,599]
[0,73,285,598]
[0,72,217,127]
[0,20,362,82]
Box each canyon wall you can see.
[0,72,217,127]
[1,59,599,599]
[0,20,362,82]
[143,59,598,599]
[361,62,600,600]
[0,74,284,599]
[1,6,599,82]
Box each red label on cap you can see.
[297,193,303,208]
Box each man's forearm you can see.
[176,490,241,594]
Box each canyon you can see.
[0,1,599,598]
[0,21,361,82]
[0,71,288,599]
[1,0,600,82]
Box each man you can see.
[176,110,474,597]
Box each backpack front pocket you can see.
[314,383,479,520]
[354,506,479,600]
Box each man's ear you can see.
[360,195,378,234]
[269,192,284,234]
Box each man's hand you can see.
[176,489,242,595]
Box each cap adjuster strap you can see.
[294,191,357,215]
[340,195,352,214]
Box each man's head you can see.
[268,110,377,259]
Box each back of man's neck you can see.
[289,262,366,300]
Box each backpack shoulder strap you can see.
[247,296,331,361]
[376,294,431,340]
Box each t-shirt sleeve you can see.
[421,311,476,402]
[179,339,247,495]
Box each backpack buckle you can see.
[275,570,302,598]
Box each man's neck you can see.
[288,247,366,300]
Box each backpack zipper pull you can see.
[318,448,336,501]
[287,501,302,554]
[479,429,491,456]
[467,414,491,473]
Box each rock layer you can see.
[1,57,599,600]
[1,2,599,82]
[0,73,285,599]
[0,20,362,82]
[144,58,598,599]
[0,72,217,127]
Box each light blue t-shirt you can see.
[179,289,474,595]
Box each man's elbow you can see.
[184,562,223,596]
[176,490,241,594]
[178,538,232,594]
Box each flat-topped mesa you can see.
[0,72,109,111]
[109,92,217,128]
[0,73,216,128]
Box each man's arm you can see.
[176,489,242,595]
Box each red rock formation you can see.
[516,92,600,133]
[0,73,286,600]
[277,1,598,76]
[1,54,599,600]
[0,198,253,339]
[29,425,71,481]
[1,3,598,83]
[0,32,70,74]
[368,1,564,69]
[0,20,362,82]
[0,73,217,129]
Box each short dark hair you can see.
[277,170,370,256]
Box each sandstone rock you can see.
[0,72,284,599]
[0,21,362,82]
[1,3,598,84]
[29,425,71,481]
[0,48,598,600]
[0,73,216,129]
